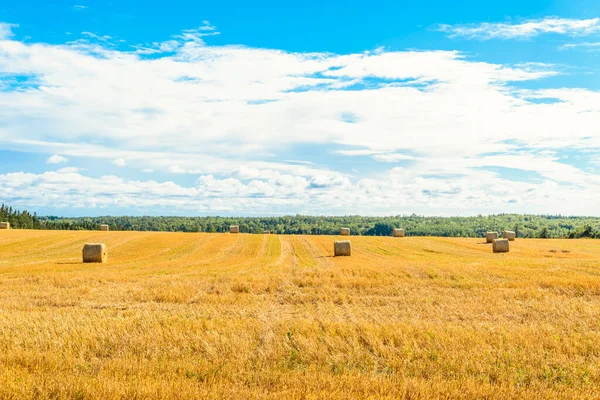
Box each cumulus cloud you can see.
[46,154,68,164]
[439,17,600,40]
[1,159,599,215]
[0,21,599,215]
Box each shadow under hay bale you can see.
[334,240,351,256]
[493,238,509,253]
[83,243,108,263]
[503,230,516,241]
[486,232,499,243]
[393,228,404,237]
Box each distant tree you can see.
[366,222,394,236]
[0,203,597,239]
[580,224,594,238]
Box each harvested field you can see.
[0,230,599,399]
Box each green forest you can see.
[1,204,599,238]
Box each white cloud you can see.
[168,165,203,174]
[372,153,417,162]
[199,21,217,31]
[46,154,68,164]
[135,21,220,54]
[439,17,600,40]
[0,21,599,215]
[562,42,600,50]
[81,32,112,42]
[335,149,383,156]
[73,5,89,11]
[0,23,17,40]
[56,167,80,174]
[336,149,417,162]
[1,161,599,215]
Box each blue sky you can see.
[0,1,599,216]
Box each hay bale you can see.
[340,227,350,236]
[334,240,351,256]
[0,222,10,230]
[493,238,509,253]
[264,230,270,234]
[230,225,240,234]
[100,224,109,232]
[485,232,499,243]
[393,228,404,237]
[503,230,516,241]
[82,243,108,263]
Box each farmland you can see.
[0,230,600,399]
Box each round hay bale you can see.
[82,243,108,263]
[100,224,109,232]
[493,238,509,253]
[0,222,10,230]
[334,240,351,256]
[340,227,350,236]
[485,232,499,243]
[230,225,240,234]
[393,228,404,237]
[503,230,516,241]
[264,230,270,234]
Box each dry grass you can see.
[0,230,600,399]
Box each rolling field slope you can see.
[1,230,600,399]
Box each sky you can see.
[0,0,599,217]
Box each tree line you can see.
[0,204,42,229]
[0,204,596,238]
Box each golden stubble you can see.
[0,230,599,399]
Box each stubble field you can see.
[0,230,599,399]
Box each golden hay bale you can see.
[503,230,516,241]
[393,228,405,237]
[493,238,509,253]
[100,224,109,232]
[0,222,9,230]
[230,225,240,234]
[340,227,350,236]
[485,232,499,243]
[82,243,108,263]
[334,240,351,256]
[264,230,270,234]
